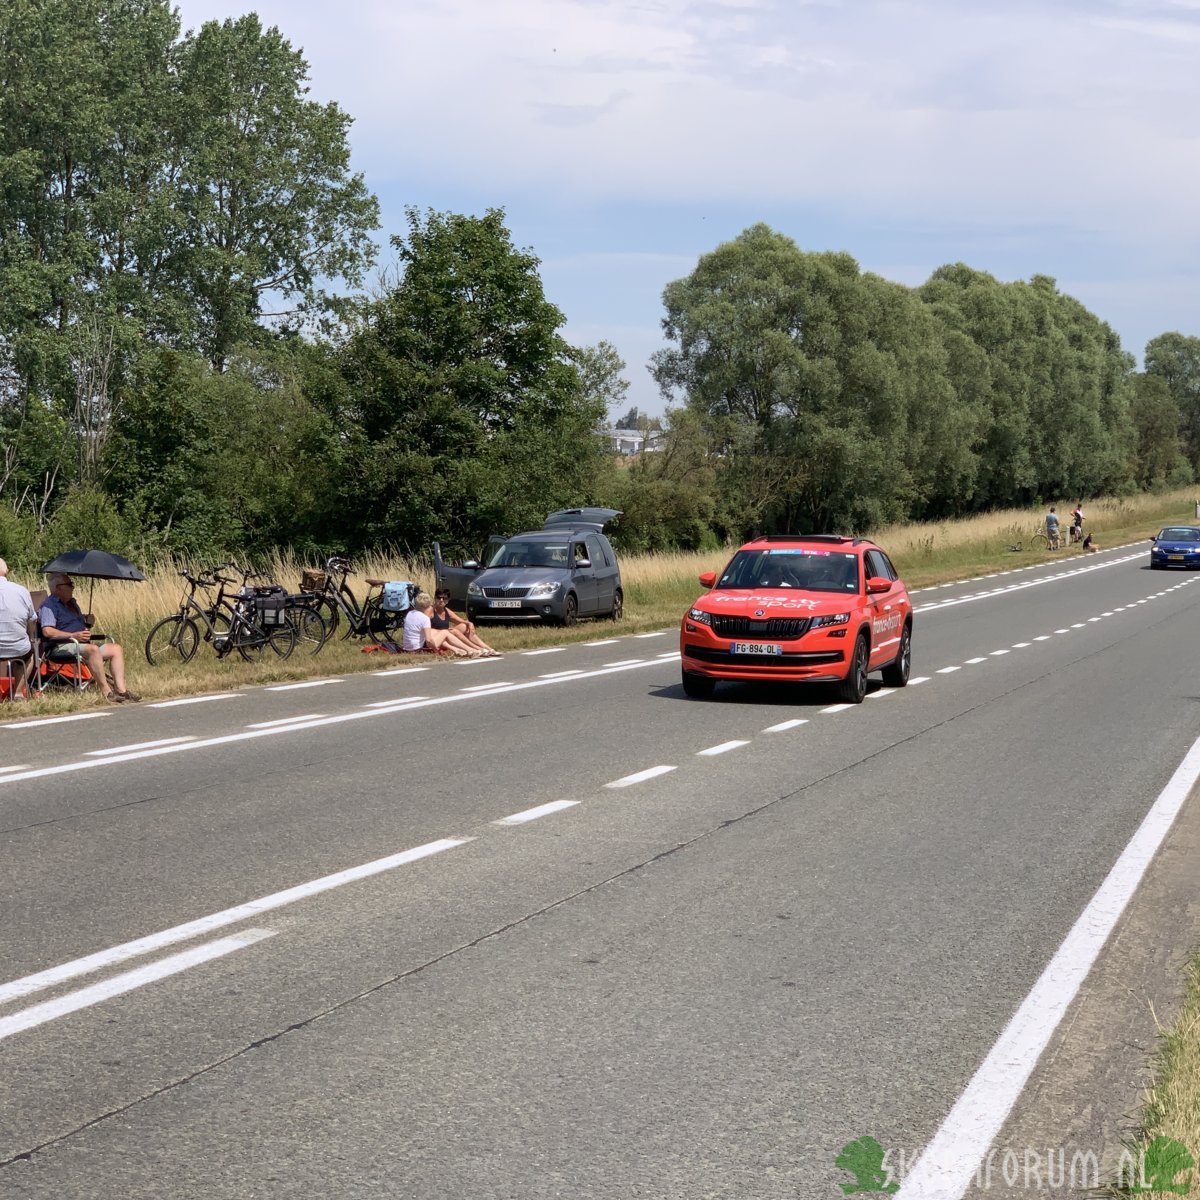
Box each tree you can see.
[322,208,606,552]
[1145,333,1200,471]
[1130,372,1190,488]
[568,341,629,423]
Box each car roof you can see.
[1159,526,1200,533]
[507,528,612,542]
[738,534,875,551]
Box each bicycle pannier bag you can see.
[252,585,288,628]
[380,581,418,613]
[300,568,327,593]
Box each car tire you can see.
[609,588,623,621]
[682,671,715,699]
[561,593,578,627]
[836,632,870,704]
[1150,562,1163,570]
[880,622,911,688]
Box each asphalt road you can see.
[1,541,1196,1199]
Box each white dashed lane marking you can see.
[495,800,579,825]
[606,765,677,788]
[696,740,749,756]
[763,719,808,732]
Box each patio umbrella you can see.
[41,548,146,613]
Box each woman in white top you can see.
[402,594,480,656]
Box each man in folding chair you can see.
[38,573,141,703]
[0,558,37,701]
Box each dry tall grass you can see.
[4,488,1196,717]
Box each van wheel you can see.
[610,589,624,621]
[880,623,911,688]
[682,671,715,699]
[837,633,870,704]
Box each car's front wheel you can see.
[682,671,715,699]
[836,632,870,703]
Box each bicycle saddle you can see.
[364,577,386,586]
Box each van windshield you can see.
[487,541,570,569]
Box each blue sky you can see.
[177,0,1200,416]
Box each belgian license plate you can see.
[489,599,523,608]
[731,642,783,655]
[1170,554,1185,561]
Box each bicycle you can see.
[1027,526,1060,552]
[144,569,297,665]
[303,556,409,645]
[226,563,330,656]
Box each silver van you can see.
[433,508,622,626]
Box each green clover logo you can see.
[835,1136,898,1195]
[1129,1136,1194,1194]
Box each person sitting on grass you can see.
[431,590,500,657]
[38,573,141,703]
[1082,533,1098,553]
[402,593,480,657]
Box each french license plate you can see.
[1170,554,1185,561]
[489,599,523,608]
[731,642,783,655]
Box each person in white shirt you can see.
[0,558,37,697]
[402,594,479,656]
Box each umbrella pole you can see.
[87,579,95,622]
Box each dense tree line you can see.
[2,4,1198,569]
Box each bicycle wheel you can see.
[291,604,329,654]
[145,615,199,666]
[236,617,296,663]
[365,601,406,646]
[1029,532,1049,551]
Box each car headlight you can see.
[687,607,712,625]
[467,581,484,597]
[526,581,561,599]
[811,612,851,628]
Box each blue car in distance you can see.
[1150,525,1200,569]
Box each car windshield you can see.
[715,548,861,593]
[487,541,571,569]
[1159,528,1200,542]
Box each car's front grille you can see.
[711,615,812,639]
[483,587,530,598]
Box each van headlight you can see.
[467,581,484,597]
[527,581,561,599]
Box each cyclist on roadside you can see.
[1070,502,1084,543]
[1045,505,1061,550]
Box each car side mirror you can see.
[866,576,891,594]
[574,558,591,570]
[698,571,716,588]
[463,560,480,570]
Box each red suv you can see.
[679,535,912,703]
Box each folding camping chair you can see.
[30,588,96,694]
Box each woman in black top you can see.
[432,591,500,656]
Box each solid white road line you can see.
[247,714,326,729]
[372,667,429,676]
[539,669,583,679]
[0,838,469,1006]
[522,648,565,656]
[583,639,619,647]
[0,929,276,1042]
[763,718,808,732]
[364,696,429,708]
[267,679,341,691]
[460,681,513,692]
[494,800,580,825]
[634,631,668,638]
[897,732,1200,1199]
[696,740,749,756]
[606,658,645,667]
[2,712,109,729]
[86,737,195,756]
[149,693,237,708]
[605,765,677,788]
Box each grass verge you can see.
[3,487,1198,721]
[1107,953,1200,1196]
